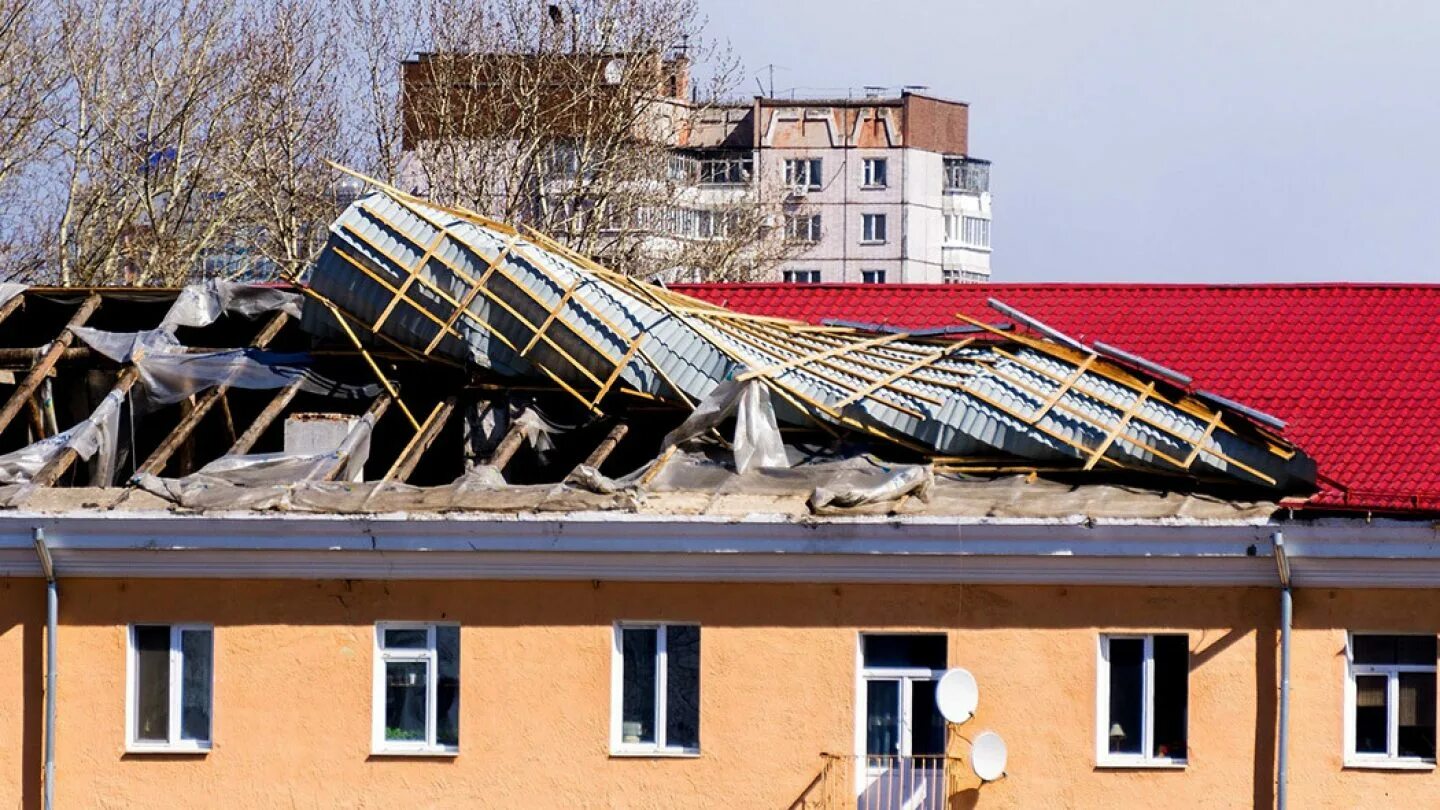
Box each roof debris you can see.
[0,168,1328,518]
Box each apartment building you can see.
[687,92,993,284]
[399,53,991,283]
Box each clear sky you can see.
[699,0,1440,283]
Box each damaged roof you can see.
[675,283,1440,514]
[0,173,1369,520]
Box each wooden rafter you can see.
[0,294,101,437]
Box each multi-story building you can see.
[399,53,991,283]
[687,91,992,284]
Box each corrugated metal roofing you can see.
[302,189,1315,492]
[673,282,1440,514]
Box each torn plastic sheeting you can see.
[0,283,26,312]
[161,280,301,329]
[660,378,788,474]
[71,326,373,410]
[0,389,123,486]
[808,465,935,511]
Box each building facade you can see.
[2,514,1440,808]
[688,92,992,284]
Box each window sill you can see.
[1095,758,1186,770]
[126,743,211,755]
[610,748,701,759]
[1343,758,1435,771]
[860,185,888,191]
[371,747,459,758]
[859,240,887,246]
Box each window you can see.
[372,623,460,754]
[127,624,213,752]
[612,623,700,755]
[861,213,887,243]
[782,269,822,284]
[859,634,947,760]
[943,156,990,193]
[861,269,887,284]
[698,154,753,185]
[944,214,990,248]
[785,213,822,243]
[1346,633,1436,767]
[1096,634,1188,767]
[784,158,822,189]
[862,158,888,188]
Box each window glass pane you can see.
[1354,673,1389,754]
[179,629,212,742]
[620,628,657,745]
[1354,635,1397,666]
[665,625,700,750]
[911,679,946,756]
[384,628,429,649]
[1398,636,1437,666]
[1152,635,1188,760]
[865,680,901,757]
[436,626,460,747]
[134,625,170,742]
[1398,671,1436,759]
[1106,638,1144,755]
[384,661,429,742]
[862,635,947,670]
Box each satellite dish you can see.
[971,731,1008,782]
[935,668,979,724]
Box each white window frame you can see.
[1344,632,1437,770]
[862,158,887,188]
[861,213,887,244]
[125,623,213,754]
[785,213,821,243]
[782,269,821,284]
[784,158,822,190]
[861,269,887,284]
[610,621,701,757]
[371,622,460,756]
[1095,634,1187,769]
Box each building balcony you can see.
[942,157,990,194]
[791,754,964,810]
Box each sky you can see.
[698,0,1440,283]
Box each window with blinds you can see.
[1347,633,1437,765]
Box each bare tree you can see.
[0,0,62,275]
[396,0,795,281]
[48,0,251,285]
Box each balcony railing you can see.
[790,755,964,810]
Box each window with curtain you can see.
[128,624,213,752]
[1348,633,1436,764]
[1097,634,1188,766]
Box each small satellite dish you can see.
[971,731,1008,782]
[935,668,979,724]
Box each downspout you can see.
[33,527,56,810]
[1272,530,1291,810]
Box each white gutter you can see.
[0,512,1432,586]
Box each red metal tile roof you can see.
[673,282,1440,514]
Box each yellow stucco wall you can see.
[0,579,1436,808]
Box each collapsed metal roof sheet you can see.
[301,176,1316,492]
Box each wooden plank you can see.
[579,422,629,470]
[382,397,457,484]
[0,291,26,328]
[227,379,303,455]
[310,292,420,431]
[135,311,291,476]
[422,234,520,355]
[486,422,528,471]
[0,294,101,437]
[371,228,447,332]
[1083,382,1155,470]
[831,341,971,409]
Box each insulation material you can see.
[303,184,1316,492]
[809,465,935,511]
[0,390,122,485]
[134,410,379,497]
